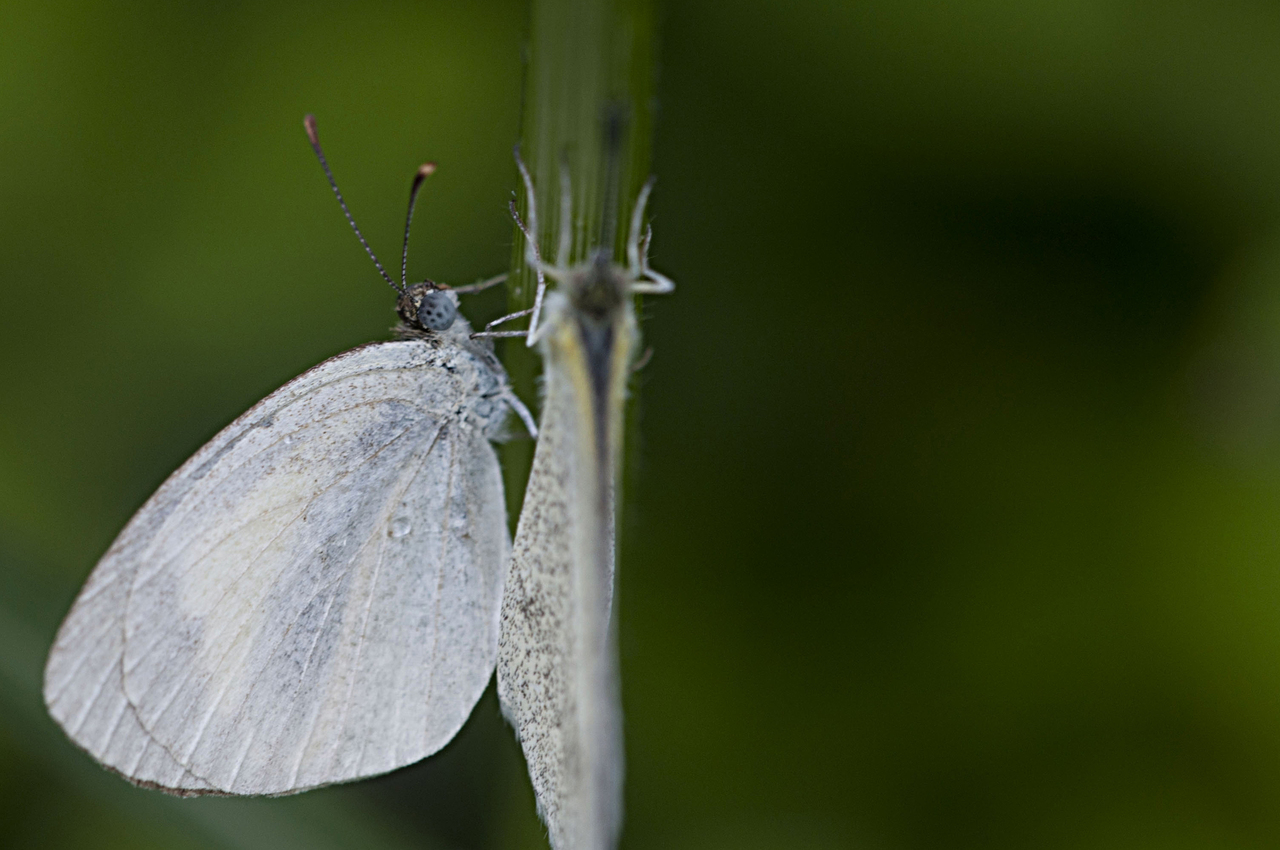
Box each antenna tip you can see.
[304,114,319,146]
[417,162,437,177]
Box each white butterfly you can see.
[479,147,674,849]
[42,116,534,796]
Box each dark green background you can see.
[5,1,1280,847]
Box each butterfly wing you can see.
[42,540,216,794]
[497,292,636,849]
[45,339,509,795]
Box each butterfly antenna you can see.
[304,114,401,294]
[402,162,436,288]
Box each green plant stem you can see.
[501,0,657,521]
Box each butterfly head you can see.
[397,282,457,332]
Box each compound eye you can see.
[417,290,457,331]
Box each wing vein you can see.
[98,686,132,751]
[160,413,431,783]
[46,613,123,705]
[127,500,314,731]
[285,584,344,787]
[69,655,121,735]
[134,396,427,595]
[128,416,424,737]
[122,497,310,676]
[341,527,386,775]
[419,425,459,749]
[349,423,450,773]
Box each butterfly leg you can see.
[471,308,534,340]
[503,390,538,438]
[449,272,508,294]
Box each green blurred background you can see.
[5,0,1280,847]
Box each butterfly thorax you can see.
[567,252,629,323]
[391,311,517,442]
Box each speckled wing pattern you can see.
[497,290,637,850]
[44,328,512,796]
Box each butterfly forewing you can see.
[46,337,509,796]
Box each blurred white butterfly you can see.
[478,144,674,849]
[42,116,534,796]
